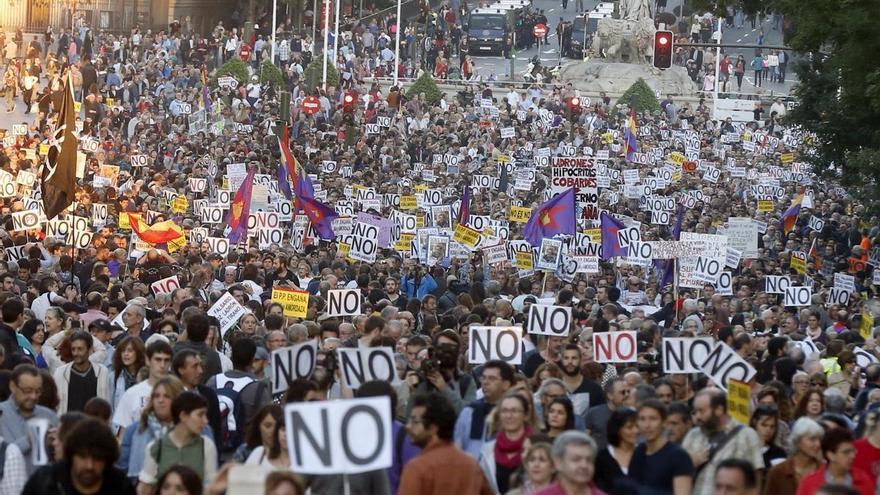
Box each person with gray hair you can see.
[544,430,602,494]
[765,417,824,491]
[822,388,854,430]
[681,299,703,334]
[286,324,308,344]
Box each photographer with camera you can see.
[403,330,476,416]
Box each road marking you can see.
[548,8,555,11]
[751,28,757,32]
[736,38,742,42]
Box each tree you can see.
[405,72,443,104]
[689,0,880,208]
[259,61,285,88]
[303,57,339,91]
[211,58,249,88]
[615,78,660,114]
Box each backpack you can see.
[214,374,253,452]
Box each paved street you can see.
[466,0,797,96]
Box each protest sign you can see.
[337,347,401,389]
[593,331,637,363]
[327,289,361,316]
[527,304,572,336]
[207,292,248,333]
[271,341,318,395]
[272,287,310,318]
[284,397,392,474]
[469,326,523,364]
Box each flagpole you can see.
[673,258,680,324]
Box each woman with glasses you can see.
[792,371,811,408]
[479,393,535,493]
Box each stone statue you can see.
[620,0,653,21]
[591,17,655,64]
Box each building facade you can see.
[0,0,235,34]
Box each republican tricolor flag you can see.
[623,109,639,162]
[780,187,805,234]
[227,167,257,244]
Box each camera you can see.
[322,351,338,373]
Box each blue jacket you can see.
[401,274,437,301]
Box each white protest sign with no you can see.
[150,275,180,296]
[285,397,392,474]
[662,337,716,373]
[337,347,401,389]
[699,342,757,391]
[469,326,523,364]
[271,341,318,395]
[326,289,361,317]
[784,286,813,307]
[593,331,637,363]
[527,304,572,337]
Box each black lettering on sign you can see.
[327,289,361,316]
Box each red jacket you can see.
[796,465,875,495]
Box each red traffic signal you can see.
[653,31,673,69]
[342,91,357,112]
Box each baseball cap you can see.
[89,319,114,334]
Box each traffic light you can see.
[342,91,356,112]
[653,31,673,69]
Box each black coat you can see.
[23,462,135,495]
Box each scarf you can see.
[494,425,534,470]
[469,399,494,440]
[146,413,171,439]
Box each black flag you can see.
[42,72,78,221]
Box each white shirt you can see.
[112,380,152,430]
[31,291,62,321]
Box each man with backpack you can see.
[207,337,271,459]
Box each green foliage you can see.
[211,58,249,88]
[259,61,285,88]
[405,72,443,104]
[767,0,880,210]
[303,58,340,91]
[615,78,660,114]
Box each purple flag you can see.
[600,211,628,260]
[301,196,339,240]
[523,188,576,246]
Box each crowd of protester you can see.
[0,5,873,495]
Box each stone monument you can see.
[560,0,697,96]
